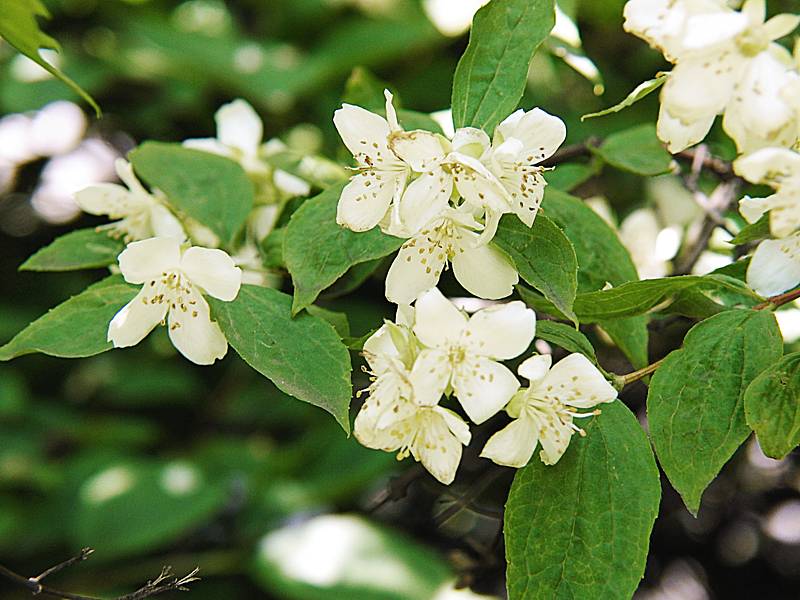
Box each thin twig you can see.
[0,549,200,600]
[754,287,800,310]
[618,358,666,387]
[366,463,426,513]
[541,137,599,167]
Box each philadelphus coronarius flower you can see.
[354,310,471,485]
[108,237,242,365]
[481,353,617,467]
[624,0,800,153]
[333,90,565,303]
[74,158,185,242]
[409,288,536,424]
[735,147,800,238]
[183,98,310,200]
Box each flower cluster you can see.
[333,91,566,304]
[75,100,314,364]
[353,288,616,484]
[625,0,800,298]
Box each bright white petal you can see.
[747,236,800,296]
[451,127,491,158]
[412,287,467,348]
[216,99,262,156]
[538,416,574,465]
[389,130,447,172]
[661,51,742,123]
[336,171,402,232]
[733,147,800,187]
[763,14,800,41]
[274,169,311,197]
[117,237,182,284]
[333,104,395,168]
[415,410,464,485]
[450,153,509,214]
[656,104,715,153]
[398,170,453,233]
[107,287,167,348]
[496,164,546,227]
[451,240,518,300]
[518,354,552,385]
[767,191,800,238]
[536,353,617,409]
[493,107,566,162]
[452,357,519,424]
[384,235,447,305]
[182,138,233,158]
[74,183,144,218]
[682,12,746,49]
[167,289,228,365]
[180,247,242,301]
[436,406,471,446]
[738,196,769,225]
[149,203,186,239]
[480,415,540,468]
[463,301,536,359]
[409,348,452,406]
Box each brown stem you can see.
[754,287,800,310]
[0,550,199,600]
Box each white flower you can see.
[74,159,185,241]
[184,99,269,177]
[747,233,800,297]
[481,353,617,468]
[384,206,518,304]
[353,318,470,485]
[108,237,242,365]
[735,147,800,238]
[408,288,535,424]
[625,0,800,152]
[333,90,409,232]
[722,49,800,154]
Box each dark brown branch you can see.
[0,549,199,600]
[540,137,599,167]
[754,287,800,310]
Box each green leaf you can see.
[74,460,226,560]
[648,309,783,514]
[542,189,648,367]
[581,74,667,120]
[129,142,254,246]
[544,162,596,191]
[306,305,351,339]
[505,401,660,600]
[209,285,353,433]
[0,0,100,115]
[745,353,800,459]
[451,0,556,134]
[535,320,597,363]
[0,276,137,361]
[20,228,124,272]
[570,275,760,322]
[730,213,770,245]
[283,184,403,314]
[592,124,673,176]
[494,214,578,323]
[252,514,452,600]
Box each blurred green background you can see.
[2,0,800,598]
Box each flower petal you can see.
[182,138,233,158]
[398,169,453,233]
[74,183,143,218]
[389,130,448,172]
[747,236,800,296]
[385,236,447,305]
[436,406,471,446]
[763,14,800,41]
[216,99,262,156]
[452,357,520,424]
[117,237,182,284]
[451,240,518,300]
[409,348,452,406]
[538,417,574,465]
[107,287,168,348]
[733,147,800,187]
[480,415,540,468]
[661,51,742,123]
[463,301,536,360]
[518,353,552,385]
[537,353,617,409]
[451,127,491,158]
[415,409,464,485]
[149,203,186,239]
[656,104,715,153]
[493,107,566,163]
[336,171,401,232]
[167,289,228,365]
[180,247,242,301]
[333,104,394,168]
[412,287,467,348]
[450,152,509,214]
